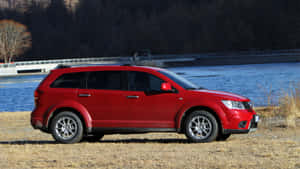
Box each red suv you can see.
[31,65,259,144]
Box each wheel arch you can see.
[46,105,92,134]
[178,106,224,134]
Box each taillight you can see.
[34,90,42,107]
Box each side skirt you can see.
[91,127,177,134]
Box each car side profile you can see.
[31,65,259,144]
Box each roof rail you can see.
[55,63,134,69]
[55,64,71,69]
[122,64,135,66]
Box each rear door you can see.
[77,70,131,127]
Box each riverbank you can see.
[0,111,299,169]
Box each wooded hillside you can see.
[0,0,299,61]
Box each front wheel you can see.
[184,110,219,143]
[50,111,84,144]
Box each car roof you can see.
[51,65,166,74]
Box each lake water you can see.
[1,63,300,112]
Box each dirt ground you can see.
[0,111,299,169]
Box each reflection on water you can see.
[1,63,300,112]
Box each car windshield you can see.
[159,70,202,90]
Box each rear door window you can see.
[50,72,86,88]
[87,71,124,90]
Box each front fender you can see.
[175,101,230,130]
[44,100,92,131]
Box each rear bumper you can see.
[31,113,49,133]
[223,114,259,134]
[31,117,43,129]
[31,105,50,132]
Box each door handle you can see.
[78,93,91,97]
[127,95,139,99]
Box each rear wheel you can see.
[50,111,84,144]
[184,110,219,143]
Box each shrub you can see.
[278,85,300,128]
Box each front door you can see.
[126,71,183,128]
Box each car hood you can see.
[190,89,250,102]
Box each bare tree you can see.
[8,0,16,8]
[64,0,79,11]
[0,20,32,63]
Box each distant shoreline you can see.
[2,52,300,77]
[164,55,300,67]
[1,60,300,77]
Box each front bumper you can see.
[223,114,259,134]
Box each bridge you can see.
[0,56,195,76]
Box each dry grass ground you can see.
[0,111,299,169]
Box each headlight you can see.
[248,102,254,109]
[222,100,246,110]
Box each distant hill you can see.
[0,0,299,60]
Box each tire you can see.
[50,111,84,144]
[216,133,231,141]
[83,134,104,142]
[184,110,219,143]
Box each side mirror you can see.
[161,82,173,92]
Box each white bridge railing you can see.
[0,63,16,68]
[14,57,131,66]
